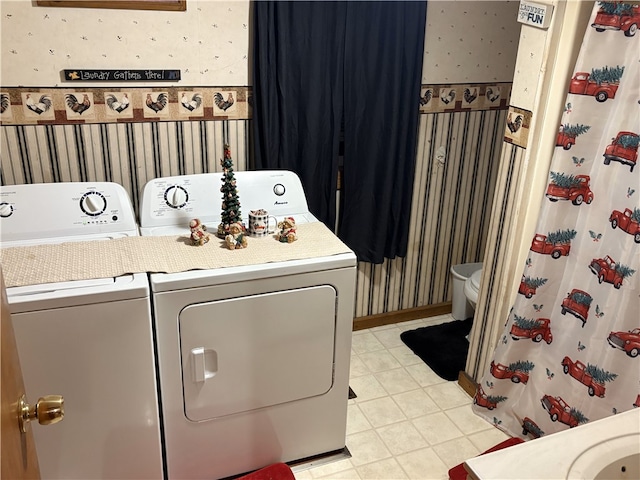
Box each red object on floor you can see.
[448,437,524,480]
[237,463,295,480]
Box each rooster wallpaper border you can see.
[0,87,250,126]
[0,83,510,126]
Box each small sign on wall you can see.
[517,1,553,29]
[63,70,181,82]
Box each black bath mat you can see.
[400,319,473,381]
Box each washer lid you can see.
[470,269,483,291]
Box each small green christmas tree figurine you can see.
[217,144,245,238]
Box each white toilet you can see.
[450,262,483,320]
[463,268,483,309]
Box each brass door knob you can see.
[18,394,64,433]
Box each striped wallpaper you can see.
[355,109,505,317]
[465,141,526,380]
[0,107,507,320]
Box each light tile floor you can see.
[295,314,510,480]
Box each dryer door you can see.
[179,285,338,421]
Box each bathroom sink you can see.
[566,432,640,480]
[464,408,640,480]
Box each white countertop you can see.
[464,408,640,480]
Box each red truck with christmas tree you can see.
[589,255,635,289]
[561,356,615,398]
[510,316,553,344]
[569,66,624,102]
[603,132,639,172]
[530,229,575,259]
[556,124,590,150]
[546,173,593,206]
[592,2,640,37]
[541,395,588,428]
[608,328,640,358]
[518,276,547,298]
[521,417,544,439]
[490,360,533,384]
[610,207,640,243]
[561,289,592,327]
[473,385,506,410]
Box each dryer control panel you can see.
[0,182,138,242]
[139,170,311,229]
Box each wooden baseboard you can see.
[458,370,477,398]
[352,302,452,331]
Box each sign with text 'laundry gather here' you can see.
[63,69,181,82]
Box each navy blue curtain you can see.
[252,1,426,264]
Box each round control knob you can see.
[273,184,285,196]
[164,185,189,208]
[80,192,107,217]
[0,202,13,218]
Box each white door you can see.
[180,285,337,421]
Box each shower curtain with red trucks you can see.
[473,2,640,440]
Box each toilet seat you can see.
[464,269,482,308]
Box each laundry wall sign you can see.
[63,70,181,82]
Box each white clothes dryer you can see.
[0,182,163,479]
[139,171,357,479]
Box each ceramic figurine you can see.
[225,222,248,250]
[189,218,209,246]
[276,217,297,243]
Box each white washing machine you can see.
[139,170,357,479]
[0,182,163,479]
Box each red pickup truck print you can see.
[592,3,640,37]
[561,356,607,398]
[530,233,572,259]
[546,173,593,206]
[556,130,576,150]
[490,361,532,384]
[510,317,553,344]
[610,208,640,243]
[473,385,506,411]
[521,417,544,439]
[603,132,639,172]
[541,395,588,428]
[569,70,622,102]
[589,255,635,289]
[607,328,640,358]
[561,289,592,327]
[556,124,590,150]
[518,276,547,299]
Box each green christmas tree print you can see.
[561,124,591,137]
[550,172,584,188]
[508,360,535,373]
[585,364,618,384]
[569,408,589,425]
[546,229,577,245]
[598,2,634,17]
[618,134,640,149]
[590,65,624,85]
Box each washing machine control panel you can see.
[140,171,311,228]
[0,182,138,242]
[79,191,108,216]
[164,185,189,209]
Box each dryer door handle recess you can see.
[190,348,218,383]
